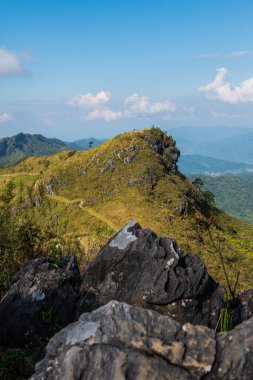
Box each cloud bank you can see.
[0,113,12,123]
[0,48,22,75]
[230,50,252,57]
[67,91,176,121]
[84,109,123,121]
[199,67,253,104]
[0,47,34,76]
[66,91,111,108]
[125,93,176,117]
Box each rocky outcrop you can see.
[0,256,80,354]
[79,221,223,328]
[142,128,180,174]
[1,220,253,379]
[31,301,253,380]
[229,288,253,326]
[31,301,216,380]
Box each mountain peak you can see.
[0,132,69,167]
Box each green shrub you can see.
[219,306,233,332]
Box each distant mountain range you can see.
[0,133,106,167]
[0,133,69,167]
[169,126,253,164]
[1,127,253,173]
[179,154,253,176]
[66,138,106,150]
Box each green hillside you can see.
[1,128,253,294]
[190,175,253,225]
[0,133,69,167]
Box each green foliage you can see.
[0,133,69,168]
[201,190,215,212]
[0,181,15,204]
[16,221,40,257]
[0,349,34,380]
[218,306,233,332]
[190,175,253,224]
[192,177,204,188]
[149,125,164,139]
[41,308,61,343]
[0,181,85,295]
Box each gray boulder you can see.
[206,317,253,380]
[0,256,81,352]
[31,301,216,380]
[79,221,223,328]
[31,301,253,380]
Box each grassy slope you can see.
[1,129,253,293]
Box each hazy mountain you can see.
[0,133,69,167]
[69,138,106,150]
[169,126,253,164]
[200,132,253,164]
[179,154,253,176]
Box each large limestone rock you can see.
[206,317,253,380]
[31,301,253,380]
[79,221,223,328]
[31,301,216,380]
[0,256,80,353]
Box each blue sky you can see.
[0,0,253,139]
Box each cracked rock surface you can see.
[31,300,253,380]
[79,221,223,328]
[31,301,216,380]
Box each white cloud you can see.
[84,109,122,121]
[199,67,253,104]
[66,91,111,108]
[0,113,12,123]
[198,53,221,59]
[230,50,252,57]
[183,106,195,113]
[0,48,22,75]
[67,90,122,121]
[211,110,240,118]
[124,93,176,117]
[0,47,34,75]
[67,91,176,121]
[198,51,253,59]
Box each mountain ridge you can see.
[0,132,69,167]
[1,127,253,292]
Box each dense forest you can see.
[190,175,253,225]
